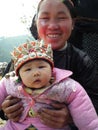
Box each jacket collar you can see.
[53,67,72,84]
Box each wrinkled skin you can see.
[1,95,24,122]
[2,96,72,128]
[38,103,72,128]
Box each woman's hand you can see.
[38,102,73,129]
[1,95,24,122]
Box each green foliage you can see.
[0,35,34,62]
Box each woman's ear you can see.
[72,19,75,30]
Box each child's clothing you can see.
[0,68,98,130]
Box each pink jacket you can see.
[0,68,98,130]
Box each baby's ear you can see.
[49,76,55,84]
[49,70,56,84]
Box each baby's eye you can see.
[25,68,31,71]
[38,66,45,69]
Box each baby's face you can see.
[19,59,52,89]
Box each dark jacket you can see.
[72,0,98,33]
[54,42,98,130]
[53,43,98,114]
[69,1,98,75]
[74,0,98,19]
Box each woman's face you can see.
[36,0,74,50]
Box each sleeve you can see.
[67,81,98,130]
[0,78,8,108]
[2,60,14,77]
[72,46,98,114]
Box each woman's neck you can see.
[58,42,67,51]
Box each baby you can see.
[0,40,98,130]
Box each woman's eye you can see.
[40,17,49,20]
[42,17,48,19]
[58,17,66,20]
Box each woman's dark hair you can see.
[62,0,77,18]
[30,14,38,40]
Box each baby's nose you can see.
[33,71,40,77]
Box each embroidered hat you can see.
[11,40,54,76]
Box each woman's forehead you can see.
[39,0,64,7]
[38,0,69,14]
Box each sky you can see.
[0,0,40,37]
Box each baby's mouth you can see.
[34,79,41,83]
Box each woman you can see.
[2,0,98,129]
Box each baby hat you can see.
[11,40,54,75]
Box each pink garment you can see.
[0,68,98,130]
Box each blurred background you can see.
[0,0,40,76]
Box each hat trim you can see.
[15,57,54,76]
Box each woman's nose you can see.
[48,20,59,30]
